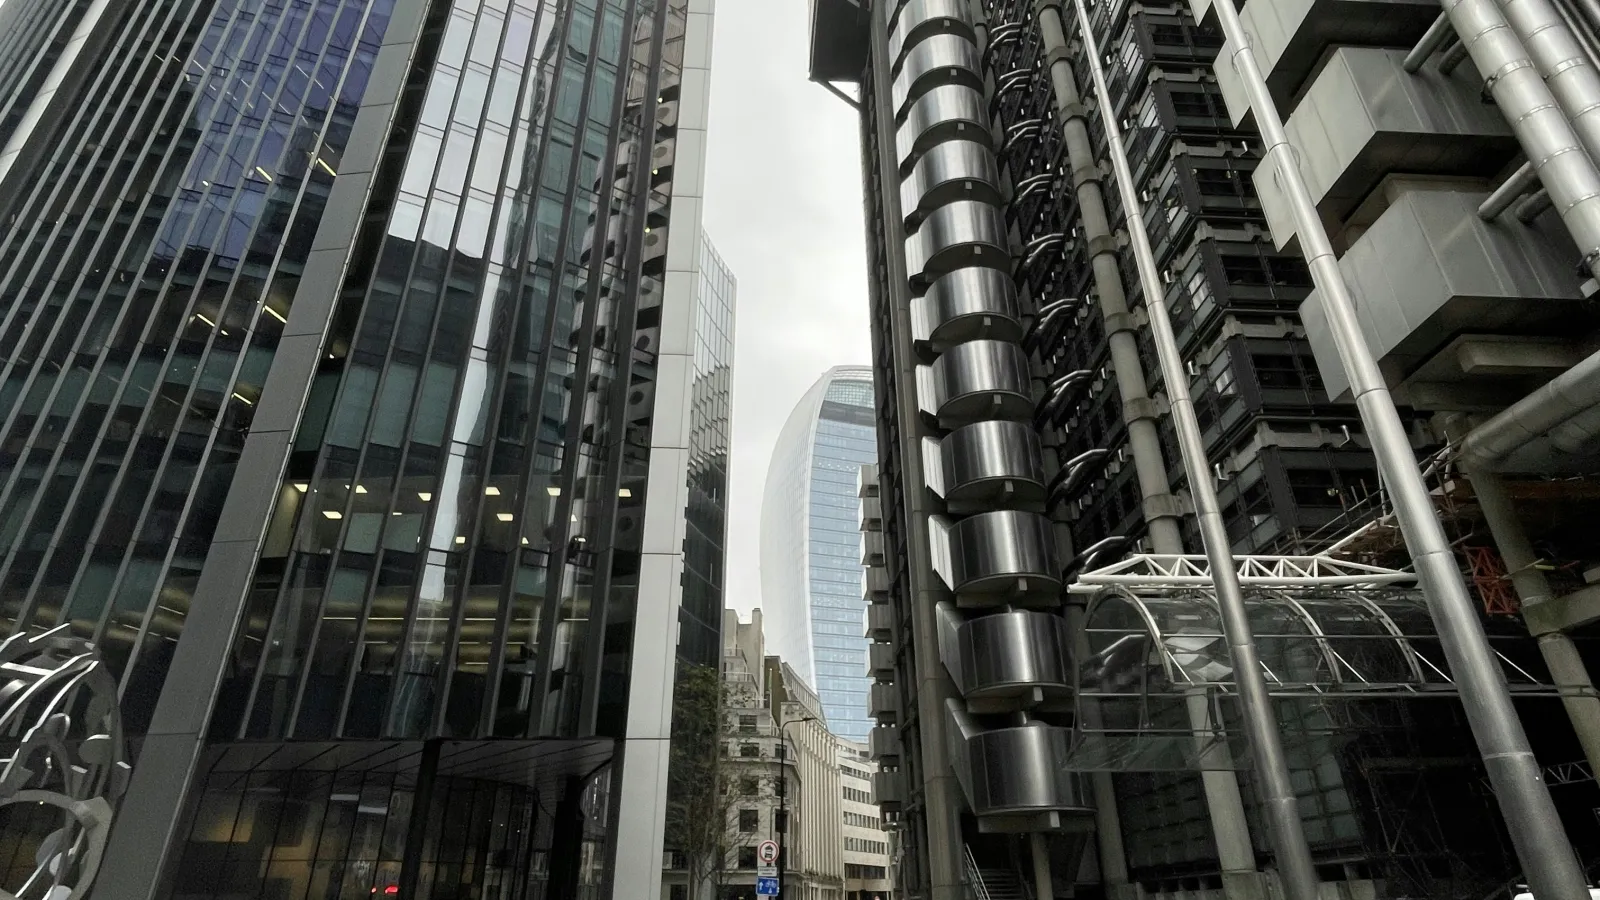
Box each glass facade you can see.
[761,367,877,742]
[0,0,720,890]
[678,234,734,668]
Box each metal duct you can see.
[904,199,1008,284]
[900,139,1003,229]
[896,84,990,173]
[1458,347,1600,471]
[936,603,1073,711]
[891,33,982,117]
[929,510,1062,606]
[920,338,1034,427]
[932,419,1048,514]
[909,267,1024,352]
[887,0,972,69]
[944,701,1094,823]
[1442,0,1600,278]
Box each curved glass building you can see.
[761,365,877,742]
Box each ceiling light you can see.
[546,486,560,496]
[355,485,368,494]
[392,511,402,516]
[232,392,254,406]
[255,166,273,182]
[485,486,501,496]
[418,492,432,501]
[265,305,287,323]
[323,510,343,519]
[618,488,632,498]
[455,536,466,545]
[316,157,337,176]
[496,513,514,522]
[293,483,308,492]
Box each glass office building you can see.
[761,366,878,742]
[0,0,720,893]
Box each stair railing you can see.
[963,844,993,900]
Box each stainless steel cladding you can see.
[921,339,1034,427]
[901,140,1003,229]
[929,510,1063,606]
[887,0,973,67]
[909,267,1024,352]
[936,603,1074,711]
[934,420,1048,514]
[945,701,1094,820]
[904,200,1009,284]
[891,33,982,114]
[897,85,991,172]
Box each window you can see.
[739,808,759,833]
[739,777,760,796]
[843,787,872,804]
[738,715,757,734]
[739,744,758,758]
[737,846,758,869]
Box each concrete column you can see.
[1470,469,1600,774]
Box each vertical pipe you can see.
[1215,0,1591,894]
[1443,0,1600,277]
[1493,0,1600,171]
[1030,4,1259,891]
[1031,832,1055,900]
[1468,471,1600,775]
[1068,3,1320,898]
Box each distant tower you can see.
[761,366,877,741]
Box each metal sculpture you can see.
[0,626,129,900]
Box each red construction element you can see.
[1464,545,1520,616]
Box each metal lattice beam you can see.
[1068,553,1417,592]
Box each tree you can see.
[664,662,743,900]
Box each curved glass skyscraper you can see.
[761,365,877,742]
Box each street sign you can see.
[756,876,780,896]
[756,840,779,865]
[756,865,778,879]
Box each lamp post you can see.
[776,714,819,899]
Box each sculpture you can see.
[0,626,129,900]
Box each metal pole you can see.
[1210,1,1591,896]
[1405,12,1455,71]
[1479,161,1537,220]
[1066,4,1320,898]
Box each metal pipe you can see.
[1575,0,1600,32]
[1437,36,1473,74]
[1459,345,1600,469]
[1216,0,1592,894]
[1468,470,1600,775]
[1553,0,1600,67]
[1030,832,1053,900]
[1032,6,1257,891]
[1479,160,1538,219]
[1446,0,1600,280]
[1495,0,1600,169]
[1406,12,1455,72]
[1515,187,1554,222]
[1068,3,1320,897]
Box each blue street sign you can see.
[756,877,780,896]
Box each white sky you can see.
[701,0,872,616]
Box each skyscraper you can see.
[761,365,878,741]
[0,0,720,893]
[814,0,1600,899]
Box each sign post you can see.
[757,838,781,896]
[756,876,780,896]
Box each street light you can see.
[775,714,819,899]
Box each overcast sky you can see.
[701,0,871,616]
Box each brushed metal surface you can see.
[931,509,1062,605]
[921,338,1034,427]
[891,33,982,117]
[904,200,1008,285]
[899,139,1002,231]
[936,419,1048,513]
[937,603,1073,703]
[897,84,990,173]
[910,266,1025,351]
[888,0,972,69]
[946,701,1094,819]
